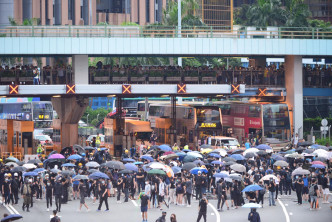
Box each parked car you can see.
[211,136,240,150]
[34,134,53,145]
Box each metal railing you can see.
[0,25,332,39]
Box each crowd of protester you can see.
[1,63,331,87]
[0,141,331,222]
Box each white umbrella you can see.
[187,152,203,159]
[212,149,228,157]
[149,162,166,170]
[86,161,100,168]
[261,174,278,181]
[243,148,259,156]
[285,153,304,159]
[316,153,329,159]
[292,167,310,176]
[230,164,246,173]
[22,163,37,169]
[313,149,328,155]
[273,160,289,167]
[5,162,18,167]
[242,203,262,208]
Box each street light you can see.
[87,114,89,125]
[97,114,100,121]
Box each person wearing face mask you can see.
[2,175,11,205]
[11,173,19,205]
[45,179,53,211]
[22,179,32,212]
[116,176,123,204]
[53,178,63,212]
[144,180,151,209]
[97,179,109,211]
[78,180,89,211]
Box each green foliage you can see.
[121,22,139,26]
[81,107,112,127]
[315,138,331,146]
[90,119,99,127]
[97,22,108,26]
[8,17,17,26]
[308,19,332,30]
[236,0,313,28]
[303,117,332,133]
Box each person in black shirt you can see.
[123,175,130,202]
[196,195,208,222]
[53,179,63,212]
[116,177,123,203]
[97,179,109,211]
[45,179,53,211]
[268,178,276,206]
[295,176,304,205]
[136,169,145,193]
[78,180,89,211]
[2,175,11,205]
[140,192,149,222]
[11,174,19,204]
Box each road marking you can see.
[131,199,138,207]
[208,203,220,222]
[8,204,19,214]
[277,199,290,222]
[289,212,293,216]
[285,204,288,206]
[0,200,14,214]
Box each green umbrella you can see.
[147,169,166,175]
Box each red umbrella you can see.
[164,151,175,155]
[311,161,326,165]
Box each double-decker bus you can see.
[216,101,291,145]
[0,101,54,129]
[143,102,222,147]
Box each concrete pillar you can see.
[54,0,61,25]
[72,55,89,84]
[254,57,266,67]
[285,55,303,139]
[51,97,89,148]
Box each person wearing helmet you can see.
[122,149,129,159]
[11,173,19,204]
[2,174,11,205]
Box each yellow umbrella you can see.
[201,148,213,154]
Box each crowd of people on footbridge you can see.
[0,142,331,222]
[1,64,332,87]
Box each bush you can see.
[315,138,331,146]
[304,117,332,133]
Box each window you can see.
[248,105,261,117]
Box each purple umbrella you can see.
[48,153,65,159]
[125,163,138,172]
[256,144,272,150]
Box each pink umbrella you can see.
[311,161,326,165]
[48,153,65,159]
[164,151,175,155]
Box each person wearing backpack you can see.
[309,178,319,210]
[257,181,265,207]
[50,210,61,222]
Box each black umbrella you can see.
[61,170,75,176]
[84,146,95,151]
[328,146,332,151]
[60,147,73,155]
[231,149,244,154]
[297,141,313,147]
[303,149,315,154]
[88,169,99,173]
[200,144,212,148]
[119,169,133,174]
[16,161,24,166]
[73,144,85,154]
[223,157,236,162]
[28,159,41,164]
[11,166,27,172]
[223,161,236,166]
[182,162,197,171]
[244,152,257,158]
[105,161,125,170]
[295,147,306,152]
[257,150,267,156]
[183,155,196,163]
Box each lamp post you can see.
[178,0,182,67]
[97,114,100,121]
[87,114,89,125]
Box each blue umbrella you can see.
[125,163,138,172]
[88,172,110,180]
[211,160,223,165]
[1,214,22,222]
[122,158,135,162]
[62,163,76,167]
[190,167,208,175]
[242,184,263,192]
[134,162,144,165]
[256,144,272,150]
[171,166,182,174]
[213,173,229,178]
[311,164,325,169]
[67,154,82,160]
[271,154,286,161]
[33,168,46,173]
[209,153,221,158]
[6,157,19,163]
[159,144,172,152]
[141,155,153,162]
[230,154,245,161]
[175,152,187,157]
[23,172,38,177]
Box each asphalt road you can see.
[0,192,331,222]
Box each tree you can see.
[283,0,311,27]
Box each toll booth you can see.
[13,121,34,155]
[104,118,115,156]
[124,119,153,149]
[51,119,62,154]
[155,118,172,145]
[0,119,13,155]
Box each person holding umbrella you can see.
[248,208,261,222]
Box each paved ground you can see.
[0,193,331,222]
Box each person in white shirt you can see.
[158,178,168,210]
[293,133,299,148]
[144,181,151,209]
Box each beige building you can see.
[0,0,167,28]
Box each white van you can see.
[211,136,240,150]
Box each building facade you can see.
[0,0,166,28]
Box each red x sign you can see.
[258,88,267,96]
[177,83,186,94]
[122,85,131,94]
[66,84,76,94]
[231,84,240,94]
[9,85,18,95]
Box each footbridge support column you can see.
[73,55,89,84]
[51,96,89,148]
[285,55,303,139]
